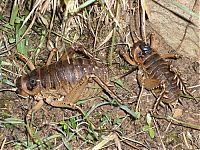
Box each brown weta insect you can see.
[16,45,121,123]
[120,36,193,112]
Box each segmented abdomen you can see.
[142,52,181,102]
[29,58,108,97]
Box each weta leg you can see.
[72,43,95,60]
[16,53,35,71]
[60,43,96,61]
[149,33,180,60]
[149,33,157,51]
[153,83,166,112]
[48,77,90,108]
[137,70,161,90]
[160,53,179,59]
[60,47,76,61]
[46,48,58,65]
[26,99,44,122]
[26,98,44,141]
[49,74,122,108]
[136,84,144,112]
[60,43,95,61]
[45,78,92,125]
[119,49,137,65]
[90,74,122,103]
[136,71,161,112]
[172,68,196,101]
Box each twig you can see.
[0,137,6,150]
[153,114,200,130]
[153,118,166,150]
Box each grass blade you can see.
[172,1,200,19]
[10,0,19,26]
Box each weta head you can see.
[131,41,153,65]
[139,42,152,55]
[16,69,41,97]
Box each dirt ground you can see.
[0,0,199,149]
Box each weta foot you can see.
[49,100,77,110]
[50,101,86,118]
[152,82,166,113]
[25,99,44,142]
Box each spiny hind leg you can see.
[90,74,122,103]
[50,74,122,107]
[47,75,114,115]
[152,82,166,113]
[72,43,97,60]
[61,74,122,104]
[170,66,196,101]
[137,70,161,90]
[60,43,95,61]
[48,77,90,108]
[60,47,76,61]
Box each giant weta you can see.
[16,44,121,123]
[120,35,194,111]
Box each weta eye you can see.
[30,78,36,85]
[140,42,151,55]
[25,69,39,91]
[27,78,37,90]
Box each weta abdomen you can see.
[17,58,109,98]
[142,52,181,102]
[38,58,108,89]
